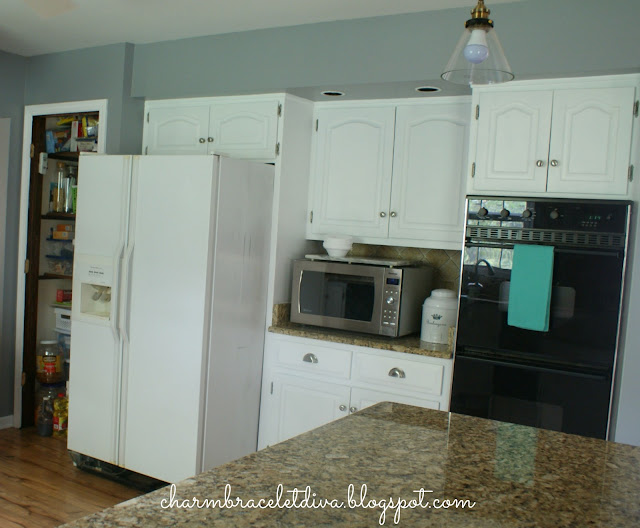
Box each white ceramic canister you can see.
[420,289,458,345]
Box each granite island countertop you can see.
[61,404,640,527]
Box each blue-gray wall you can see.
[0,50,27,418]
[131,0,640,100]
[25,43,143,154]
[2,0,640,419]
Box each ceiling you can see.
[0,0,521,57]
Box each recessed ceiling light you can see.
[321,90,345,97]
[415,86,441,93]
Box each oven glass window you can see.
[299,271,375,321]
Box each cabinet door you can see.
[208,100,280,160]
[145,105,210,154]
[547,87,635,195]
[309,106,396,238]
[270,373,350,444]
[389,103,470,245]
[473,91,552,193]
[350,387,440,414]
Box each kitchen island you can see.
[61,403,639,527]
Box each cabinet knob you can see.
[388,367,406,379]
[339,404,347,412]
[199,138,206,144]
[536,160,545,167]
[390,211,397,218]
[349,406,358,413]
[550,159,559,167]
[379,212,387,218]
[208,137,214,142]
[302,353,318,364]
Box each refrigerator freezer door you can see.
[201,157,274,471]
[121,155,217,483]
[68,155,132,464]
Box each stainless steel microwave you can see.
[290,259,433,337]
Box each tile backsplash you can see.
[308,241,461,292]
[349,244,461,292]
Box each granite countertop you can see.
[61,403,640,527]
[269,303,453,359]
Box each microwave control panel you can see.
[381,269,403,329]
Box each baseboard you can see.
[0,415,14,429]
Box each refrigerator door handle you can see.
[110,242,126,343]
[120,244,134,344]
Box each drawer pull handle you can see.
[388,367,406,379]
[303,353,318,364]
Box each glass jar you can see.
[36,396,53,437]
[36,340,64,384]
[53,162,67,213]
[64,165,76,213]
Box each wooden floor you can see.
[0,427,142,528]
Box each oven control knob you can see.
[500,208,510,218]
[386,296,395,305]
[522,209,532,218]
[550,209,560,220]
[477,207,488,217]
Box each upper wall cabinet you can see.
[143,97,281,160]
[470,78,639,198]
[307,98,471,250]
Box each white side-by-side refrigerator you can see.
[67,154,274,483]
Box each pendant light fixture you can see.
[441,0,514,85]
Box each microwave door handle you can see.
[297,270,304,315]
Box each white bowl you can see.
[323,236,353,249]
[324,246,350,258]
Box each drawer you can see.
[274,339,352,379]
[352,352,444,396]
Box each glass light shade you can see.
[441,25,514,85]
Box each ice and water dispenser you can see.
[73,255,114,320]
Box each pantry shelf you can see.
[39,273,73,280]
[42,212,75,221]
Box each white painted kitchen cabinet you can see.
[470,78,638,197]
[143,96,281,160]
[308,105,396,239]
[307,98,470,250]
[389,102,470,245]
[269,374,351,443]
[258,333,452,449]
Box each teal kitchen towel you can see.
[507,244,554,331]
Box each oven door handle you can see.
[455,353,609,381]
[464,242,622,258]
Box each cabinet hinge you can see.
[629,165,634,182]
[270,382,274,395]
[277,103,282,117]
[24,259,29,274]
[21,372,26,387]
[30,144,35,158]
[275,142,280,156]
[471,162,476,178]
[634,101,639,118]
[144,146,148,155]
[146,112,150,123]
[475,105,480,120]
[315,119,318,132]
[309,210,313,224]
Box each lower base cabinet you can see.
[258,334,452,449]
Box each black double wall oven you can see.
[451,197,631,439]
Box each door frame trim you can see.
[13,100,108,428]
